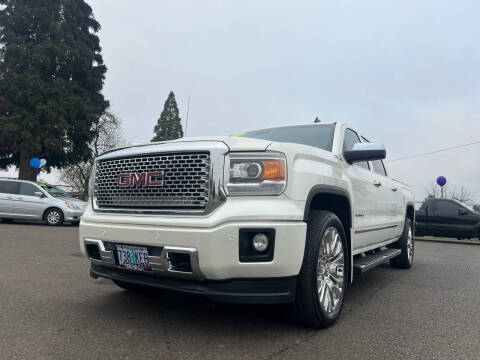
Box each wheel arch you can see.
[406,201,415,233]
[406,202,415,222]
[304,185,352,283]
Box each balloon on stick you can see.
[29,157,41,169]
[436,176,447,187]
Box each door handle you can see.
[373,180,382,187]
[15,196,23,200]
[391,187,398,192]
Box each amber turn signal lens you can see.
[261,160,285,181]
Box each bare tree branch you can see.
[60,110,125,199]
[424,181,476,205]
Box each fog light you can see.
[252,233,269,252]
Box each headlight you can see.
[224,152,287,195]
[88,161,97,198]
[65,201,81,210]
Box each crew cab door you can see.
[414,201,428,236]
[13,182,47,219]
[342,129,383,251]
[370,159,402,239]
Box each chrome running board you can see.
[353,248,401,274]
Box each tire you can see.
[1,218,13,223]
[44,208,64,226]
[71,221,80,226]
[294,210,348,328]
[389,217,414,269]
[113,280,146,292]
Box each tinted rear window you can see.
[0,180,19,194]
[240,124,335,151]
[436,200,462,216]
[372,160,387,176]
[19,182,40,196]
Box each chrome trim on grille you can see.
[84,238,205,281]
[85,239,116,265]
[92,141,228,215]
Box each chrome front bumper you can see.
[84,238,205,281]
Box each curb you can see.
[415,237,480,246]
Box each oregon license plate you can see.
[116,245,150,271]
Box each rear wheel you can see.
[390,218,414,269]
[44,208,64,226]
[1,218,13,223]
[294,210,348,328]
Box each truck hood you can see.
[100,136,273,158]
[171,136,272,151]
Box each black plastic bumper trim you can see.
[90,264,297,304]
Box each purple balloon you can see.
[436,176,447,187]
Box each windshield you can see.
[38,184,68,197]
[452,199,476,213]
[237,124,335,151]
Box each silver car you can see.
[0,178,86,226]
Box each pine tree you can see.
[0,0,108,180]
[152,91,184,142]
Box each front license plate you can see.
[116,245,150,271]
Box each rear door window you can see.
[362,136,387,176]
[371,160,387,177]
[343,129,369,170]
[19,183,40,196]
[436,200,461,216]
[0,181,19,194]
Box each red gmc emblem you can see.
[117,171,164,187]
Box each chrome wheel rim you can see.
[317,226,344,315]
[407,224,414,262]
[47,211,60,225]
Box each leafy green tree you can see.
[0,0,108,181]
[152,91,184,142]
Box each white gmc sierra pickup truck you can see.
[80,122,415,328]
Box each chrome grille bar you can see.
[94,152,210,209]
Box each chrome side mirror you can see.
[34,191,45,198]
[344,143,386,164]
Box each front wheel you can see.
[294,210,348,328]
[44,208,64,226]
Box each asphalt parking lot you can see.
[1,223,479,360]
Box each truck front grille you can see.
[94,152,210,210]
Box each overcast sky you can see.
[4,0,480,202]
